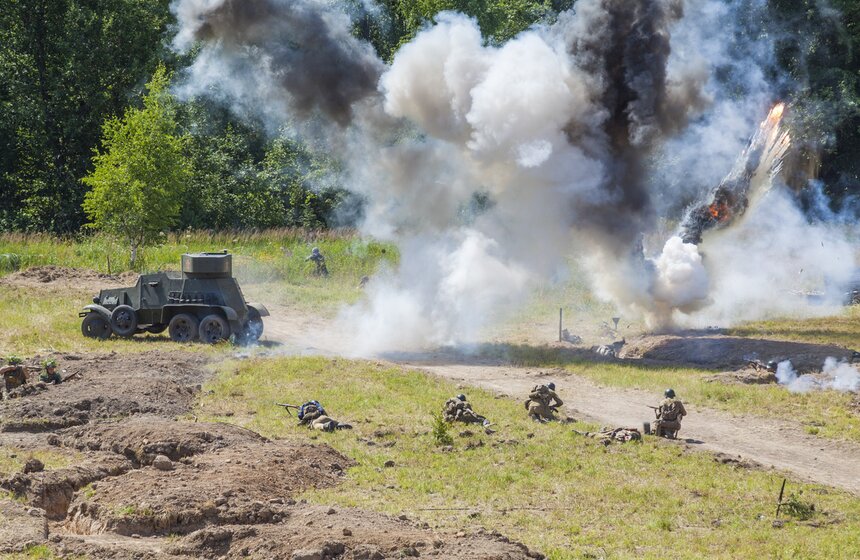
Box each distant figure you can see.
[306,247,328,277]
[653,389,687,439]
[1,356,27,394]
[525,382,563,422]
[442,394,490,426]
[358,275,369,289]
[40,359,62,385]
[297,400,351,432]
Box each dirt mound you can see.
[0,265,137,292]
[620,333,853,372]
[704,369,778,385]
[0,498,46,552]
[0,352,207,432]
[54,417,267,465]
[65,442,351,536]
[59,507,542,560]
[2,455,131,520]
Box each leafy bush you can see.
[431,412,454,446]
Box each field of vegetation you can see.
[197,355,860,560]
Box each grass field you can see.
[198,356,860,560]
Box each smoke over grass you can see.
[171,0,858,354]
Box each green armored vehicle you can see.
[79,252,269,343]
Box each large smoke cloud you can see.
[171,0,857,353]
[172,0,384,126]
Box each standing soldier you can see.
[525,382,563,422]
[1,356,28,395]
[442,394,490,426]
[653,388,687,438]
[306,247,329,277]
[40,359,62,385]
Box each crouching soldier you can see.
[653,389,686,439]
[525,382,563,422]
[1,356,27,395]
[443,394,490,426]
[297,400,352,432]
[39,359,62,385]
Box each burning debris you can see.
[679,103,792,245]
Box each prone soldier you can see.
[442,394,490,426]
[295,400,352,432]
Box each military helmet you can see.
[43,358,57,369]
[312,247,320,255]
[456,394,466,401]
[7,355,22,365]
[664,388,675,398]
[766,360,778,371]
[547,382,555,391]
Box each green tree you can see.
[82,66,190,267]
[0,0,173,233]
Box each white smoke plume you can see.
[170,0,858,354]
[776,358,860,393]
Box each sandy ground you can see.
[259,310,860,495]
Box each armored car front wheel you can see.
[168,313,199,343]
[199,314,230,344]
[81,313,112,340]
[110,305,138,338]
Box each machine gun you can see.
[276,403,301,416]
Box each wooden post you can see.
[775,478,787,518]
[107,254,112,276]
[558,308,563,342]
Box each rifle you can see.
[276,403,301,416]
[62,370,81,382]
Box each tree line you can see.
[1,0,858,240]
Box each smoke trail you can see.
[172,0,384,126]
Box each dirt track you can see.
[405,362,860,494]
[259,310,860,495]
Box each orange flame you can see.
[767,102,785,124]
[708,201,730,222]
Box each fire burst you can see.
[678,102,792,244]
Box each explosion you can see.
[170,0,857,350]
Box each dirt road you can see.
[408,362,860,494]
[259,309,860,495]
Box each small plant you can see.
[782,492,816,520]
[431,413,454,446]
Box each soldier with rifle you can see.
[277,400,352,432]
[525,382,563,422]
[305,248,329,277]
[649,389,687,439]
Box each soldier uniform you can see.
[1,356,27,393]
[525,383,563,422]
[297,401,351,432]
[654,390,686,438]
[442,395,489,425]
[39,360,62,385]
[306,248,329,277]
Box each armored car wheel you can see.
[110,305,138,338]
[199,314,230,344]
[81,313,112,339]
[168,313,199,343]
[238,307,264,344]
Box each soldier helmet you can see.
[766,360,778,371]
[664,388,675,398]
[7,355,22,365]
[456,394,466,401]
[312,247,320,255]
[547,382,555,391]
[43,359,57,369]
